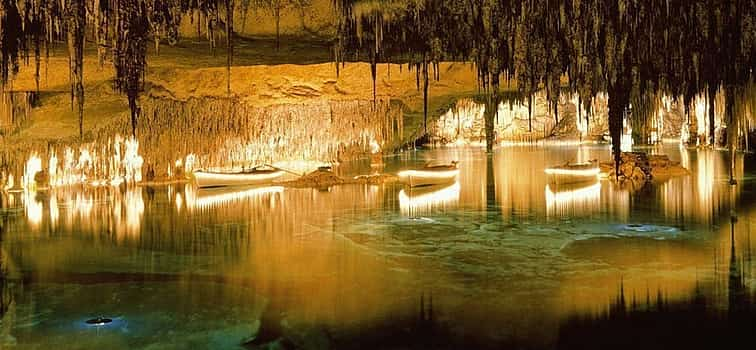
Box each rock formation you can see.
[600,152,689,184]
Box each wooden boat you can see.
[544,160,599,184]
[193,166,283,188]
[398,161,459,187]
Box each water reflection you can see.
[545,180,601,217]
[495,145,622,219]
[658,148,746,226]
[22,191,42,229]
[184,185,284,211]
[558,214,756,350]
[0,145,753,348]
[5,186,146,241]
[399,182,461,217]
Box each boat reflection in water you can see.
[184,185,284,211]
[399,181,461,217]
[22,190,44,228]
[545,180,602,217]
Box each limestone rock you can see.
[33,170,49,187]
[601,151,688,183]
[631,167,646,181]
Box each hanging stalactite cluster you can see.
[0,0,754,177]
[333,0,755,170]
[0,0,237,139]
[113,96,404,176]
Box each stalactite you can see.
[0,0,22,87]
[114,0,148,137]
[422,59,428,135]
[370,53,376,108]
[528,94,533,132]
[484,93,499,152]
[226,0,233,95]
[725,84,737,184]
[110,97,405,175]
[708,84,717,145]
[0,0,752,171]
[66,0,85,139]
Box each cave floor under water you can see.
[1,144,755,349]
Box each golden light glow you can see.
[23,135,145,189]
[23,190,42,228]
[399,181,460,216]
[49,193,59,228]
[185,185,285,211]
[3,173,14,191]
[544,167,600,177]
[690,90,725,144]
[124,188,144,236]
[22,153,43,190]
[123,137,144,184]
[621,116,633,152]
[175,192,183,212]
[369,138,381,154]
[545,181,601,217]
[573,94,587,137]
[184,153,197,173]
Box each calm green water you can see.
[0,145,754,349]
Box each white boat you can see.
[193,167,283,188]
[544,161,599,184]
[398,161,459,187]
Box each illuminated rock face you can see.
[429,93,692,146]
[0,98,403,186]
[96,97,404,178]
[429,94,604,145]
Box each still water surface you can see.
[0,145,754,348]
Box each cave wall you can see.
[429,92,690,145]
[96,96,403,179]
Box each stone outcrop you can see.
[282,169,398,188]
[600,152,688,183]
[648,154,691,179]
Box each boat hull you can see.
[194,170,283,188]
[399,168,459,187]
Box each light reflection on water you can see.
[0,145,754,347]
[545,180,601,217]
[398,182,461,217]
